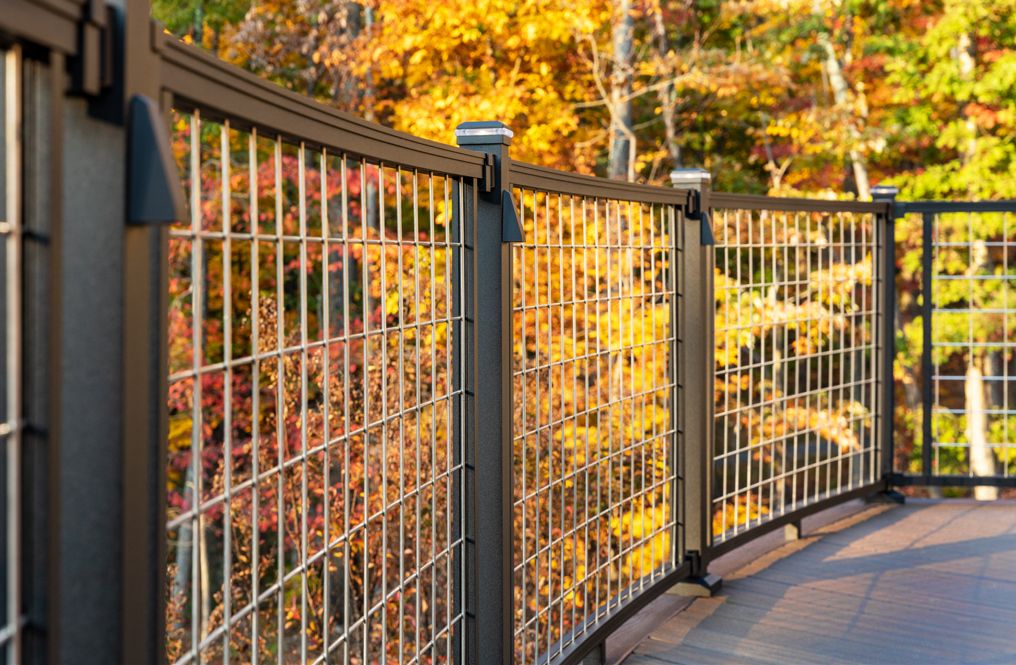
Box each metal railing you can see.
[510,165,683,664]
[2,3,1015,665]
[709,194,886,554]
[891,200,1016,489]
[164,102,474,662]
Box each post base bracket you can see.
[668,573,723,598]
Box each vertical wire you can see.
[319,149,331,663]
[670,204,680,559]
[966,211,974,476]
[592,196,602,619]
[427,174,437,663]
[395,167,405,665]
[781,209,791,508]
[868,210,877,483]
[804,211,813,507]
[457,177,468,658]
[297,143,309,664]
[579,195,591,623]
[554,191,564,656]
[846,212,856,490]
[845,212,854,490]
[359,160,369,665]
[1005,212,1010,476]
[272,135,284,665]
[189,111,203,661]
[826,213,836,499]
[792,211,801,509]
[378,163,389,663]
[444,175,455,659]
[517,187,527,662]
[221,119,234,664]
[721,210,730,536]
[754,208,763,527]
[731,210,743,538]
[531,190,541,661]
[2,45,22,665]
[605,198,615,612]
[543,189,553,659]
[340,155,352,663]
[567,194,578,637]
[248,127,261,665]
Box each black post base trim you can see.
[667,574,723,599]
[866,490,906,505]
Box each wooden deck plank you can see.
[626,501,1016,665]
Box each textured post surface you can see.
[456,121,514,665]
[670,168,719,595]
[871,185,906,504]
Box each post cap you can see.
[871,184,899,200]
[455,121,513,146]
[670,168,712,190]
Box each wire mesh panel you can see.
[510,189,679,664]
[712,207,880,544]
[165,110,467,664]
[924,210,1016,480]
[0,46,22,665]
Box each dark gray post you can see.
[455,121,515,665]
[668,168,721,597]
[47,0,178,660]
[870,185,905,504]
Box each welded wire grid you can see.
[928,211,1016,477]
[165,110,465,664]
[712,207,879,544]
[0,46,23,665]
[511,190,679,664]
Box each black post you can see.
[455,121,516,665]
[668,168,721,597]
[47,0,179,660]
[870,184,905,504]
[920,211,934,482]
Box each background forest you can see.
[154,0,1016,198]
[155,0,1016,484]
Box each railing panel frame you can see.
[891,199,1016,488]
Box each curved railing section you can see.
[509,162,686,664]
[162,43,478,664]
[708,194,889,555]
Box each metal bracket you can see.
[684,189,715,246]
[127,95,186,225]
[501,189,523,243]
[70,0,114,97]
[481,153,496,193]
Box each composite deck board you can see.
[626,501,1016,665]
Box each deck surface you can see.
[625,501,1016,665]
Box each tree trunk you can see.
[957,31,977,193]
[967,362,998,499]
[651,8,681,168]
[813,2,869,199]
[608,0,635,180]
[363,4,379,229]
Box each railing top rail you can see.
[511,160,688,206]
[899,200,1016,214]
[0,0,84,55]
[160,38,486,179]
[711,191,888,214]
